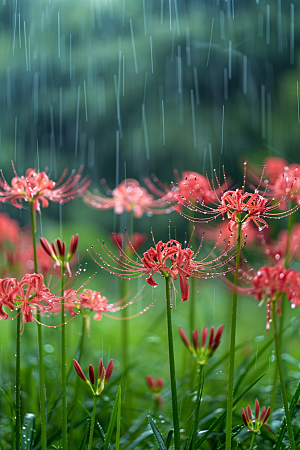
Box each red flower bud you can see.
[156,377,163,389]
[255,399,260,420]
[146,375,155,390]
[192,329,199,350]
[179,326,191,348]
[89,365,95,385]
[105,359,114,383]
[201,327,208,348]
[73,359,87,383]
[98,358,103,380]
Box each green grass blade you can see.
[195,374,265,448]
[21,414,36,450]
[216,425,244,449]
[125,430,154,450]
[165,429,173,449]
[273,378,300,450]
[77,424,89,450]
[103,386,122,450]
[148,415,167,450]
[116,385,122,450]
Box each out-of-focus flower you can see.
[179,325,224,364]
[0,273,59,328]
[0,163,90,212]
[242,399,270,434]
[89,234,235,302]
[73,358,113,396]
[175,163,299,232]
[227,263,300,330]
[146,375,163,409]
[145,170,215,210]
[84,178,172,218]
[110,232,147,255]
[196,221,258,249]
[0,212,20,250]
[64,289,110,321]
[257,224,300,265]
[40,235,78,276]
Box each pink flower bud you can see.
[56,239,65,258]
[89,365,95,385]
[247,405,253,422]
[179,327,191,348]
[241,408,248,427]
[73,359,87,383]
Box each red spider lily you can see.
[83,178,172,218]
[174,163,299,232]
[0,273,59,328]
[40,235,79,277]
[179,324,224,364]
[144,170,215,210]
[242,399,270,433]
[73,358,113,396]
[226,263,300,330]
[0,163,90,212]
[89,232,236,302]
[61,287,147,322]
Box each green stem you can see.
[29,202,47,450]
[225,221,242,450]
[15,312,21,450]
[88,396,98,450]
[191,365,204,450]
[270,208,294,417]
[165,277,180,450]
[61,265,68,449]
[121,279,129,371]
[189,277,195,335]
[272,301,296,450]
[249,432,256,450]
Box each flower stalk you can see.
[272,301,296,450]
[225,220,242,450]
[165,277,180,450]
[88,396,98,450]
[61,263,68,450]
[191,364,204,450]
[15,311,21,450]
[29,202,47,450]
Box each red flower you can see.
[0,273,59,328]
[84,178,171,218]
[0,163,90,212]
[227,263,300,330]
[40,235,79,277]
[174,163,299,232]
[89,234,235,302]
[145,170,215,210]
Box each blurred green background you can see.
[0,0,300,448]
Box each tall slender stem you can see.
[225,221,242,450]
[15,311,21,450]
[249,432,256,450]
[88,396,98,450]
[29,202,47,450]
[165,277,180,450]
[191,364,204,450]
[272,301,296,450]
[61,265,68,449]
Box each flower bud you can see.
[73,359,87,383]
[89,365,95,385]
[179,326,191,349]
[105,359,114,383]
